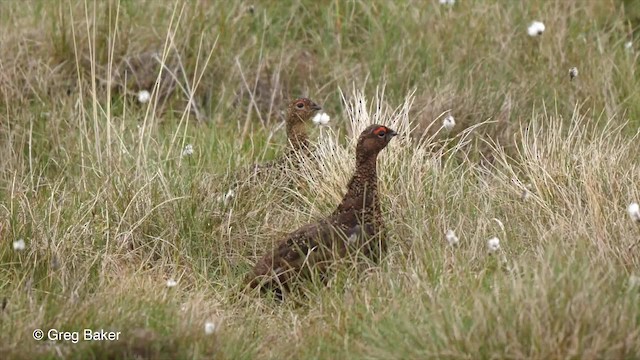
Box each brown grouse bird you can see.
[241,97,322,184]
[245,124,398,299]
[282,97,322,154]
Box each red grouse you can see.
[241,97,322,184]
[282,97,322,154]
[245,124,397,299]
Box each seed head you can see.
[217,189,236,206]
[527,21,545,37]
[182,144,194,157]
[137,90,151,104]
[445,229,459,246]
[348,233,358,245]
[225,189,235,205]
[312,112,331,126]
[569,67,578,80]
[204,321,216,335]
[166,279,178,288]
[628,202,640,222]
[487,237,501,253]
[443,115,455,131]
[12,239,26,251]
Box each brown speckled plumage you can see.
[284,97,321,153]
[243,97,322,182]
[245,124,397,299]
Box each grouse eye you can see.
[377,131,386,138]
[296,102,305,109]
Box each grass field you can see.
[2,0,640,358]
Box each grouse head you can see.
[287,97,322,125]
[356,124,398,161]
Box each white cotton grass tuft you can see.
[166,279,178,288]
[204,321,217,335]
[347,233,358,245]
[13,239,26,251]
[439,0,455,5]
[217,189,236,206]
[445,229,459,246]
[487,237,501,253]
[625,41,633,51]
[312,112,331,126]
[137,90,151,104]
[569,67,578,80]
[224,189,235,205]
[182,144,194,157]
[442,114,455,131]
[628,202,640,222]
[527,21,545,37]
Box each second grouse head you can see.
[356,124,398,158]
[287,98,322,124]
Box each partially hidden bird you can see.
[245,124,398,299]
[239,97,322,185]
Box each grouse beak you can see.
[311,103,322,111]
[387,129,398,140]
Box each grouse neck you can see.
[286,120,309,151]
[342,153,379,205]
